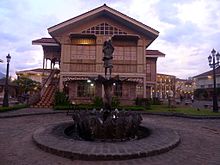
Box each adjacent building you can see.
[175,78,195,99]
[152,73,176,99]
[16,68,51,83]
[151,74,195,101]
[193,67,220,100]
[32,4,165,105]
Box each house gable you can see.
[48,4,159,42]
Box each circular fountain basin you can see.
[32,121,180,160]
[64,124,151,142]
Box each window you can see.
[71,45,96,60]
[71,38,96,45]
[82,23,127,35]
[208,84,213,88]
[146,64,151,73]
[200,85,205,88]
[114,46,137,61]
[136,85,143,97]
[77,81,95,97]
[113,83,122,97]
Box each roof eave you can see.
[32,41,59,46]
[48,4,159,38]
[146,54,165,58]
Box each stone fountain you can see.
[68,39,144,141]
[32,39,180,160]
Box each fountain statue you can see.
[102,39,114,78]
[70,39,143,141]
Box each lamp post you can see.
[208,49,220,112]
[3,54,11,107]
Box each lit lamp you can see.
[208,49,220,112]
[3,54,11,107]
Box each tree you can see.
[13,77,41,96]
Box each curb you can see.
[0,111,65,118]
[32,121,180,161]
[1,110,220,119]
[141,112,220,119]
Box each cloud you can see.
[161,22,199,44]
[0,0,58,76]
[146,0,220,78]
[151,39,211,78]
[0,0,220,79]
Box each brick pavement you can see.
[0,110,220,165]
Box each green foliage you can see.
[92,96,103,109]
[134,97,151,109]
[151,97,161,105]
[54,103,94,110]
[77,104,94,110]
[53,105,70,110]
[194,88,209,100]
[13,77,41,95]
[0,104,28,113]
[54,91,70,106]
[111,96,120,108]
[120,105,145,111]
[149,105,220,116]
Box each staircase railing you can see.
[40,69,58,97]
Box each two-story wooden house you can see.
[32,4,165,106]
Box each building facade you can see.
[16,68,51,83]
[175,78,195,99]
[32,4,165,105]
[152,73,176,99]
[193,67,220,100]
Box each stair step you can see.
[33,70,59,108]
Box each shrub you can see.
[54,91,70,106]
[0,104,28,113]
[121,105,145,111]
[151,97,161,105]
[111,96,120,108]
[92,96,103,109]
[134,97,151,109]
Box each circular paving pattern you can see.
[32,121,180,160]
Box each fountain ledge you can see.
[32,121,180,160]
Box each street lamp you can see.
[208,49,220,112]
[3,54,11,107]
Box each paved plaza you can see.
[0,108,220,165]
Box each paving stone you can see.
[0,109,220,164]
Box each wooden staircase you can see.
[32,70,59,108]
